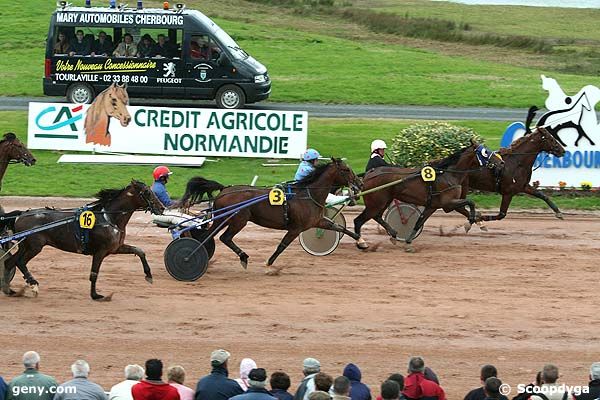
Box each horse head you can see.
[104,83,131,127]
[128,179,165,215]
[331,158,362,195]
[533,127,565,157]
[0,132,36,166]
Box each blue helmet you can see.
[302,148,321,161]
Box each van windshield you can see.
[214,28,248,60]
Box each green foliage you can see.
[390,122,481,168]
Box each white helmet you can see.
[371,139,387,152]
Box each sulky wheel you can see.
[384,202,424,242]
[164,238,209,281]
[189,228,216,259]
[298,207,346,256]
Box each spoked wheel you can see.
[299,207,346,256]
[384,202,424,242]
[189,228,216,259]
[164,238,209,281]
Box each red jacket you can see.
[131,379,181,400]
[402,373,446,400]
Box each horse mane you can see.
[1,132,17,143]
[499,135,530,155]
[294,161,332,186]
[429,145,471,169]
[89,180,144,208]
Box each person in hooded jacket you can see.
[194,350,243,400]
[229,369,278,400]
[236,359,258,392]
[402,357,445,400]
[343,364,371,400]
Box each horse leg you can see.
[316,217,360,240]
[265,230,302,275]
[114,244,153,284]
[372,211,402,243]
[219,218,250,269]
[353,203,388,250]
[90,252,112,301]
[480,194,513,222]
[405,207,436,253]
[3,243,42,296]
[523,184,563,219]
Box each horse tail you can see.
[181,176,225,207]
[526,105,539,133]
[0,210,23,232]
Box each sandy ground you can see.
[1,196,599,399]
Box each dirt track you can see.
[1,197,599,399]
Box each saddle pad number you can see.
[79,211,96,229]
[421,166,436,182]
[269,188,285,206]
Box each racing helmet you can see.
[371,139,387,152]
[302,148,321,161]
[153,165,173,181]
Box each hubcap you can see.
[72,87,90,103]
[222,90,240,108]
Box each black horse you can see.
[1,180,164,301]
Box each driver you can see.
[294,149,349,205]
[151,166,195,227]
[365,139,390,172]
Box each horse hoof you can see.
[555,212,564,220]
[240,260,248,270]
[464,222,472,233]
[265,266,282,276]
[479,224,488,232]
[29,284,39,297]
[93,293,113,302]
[404,245,415,253]
[145,276,153,284]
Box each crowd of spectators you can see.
[2,350,599,400]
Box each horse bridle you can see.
[137,186,161,214]
[0,141,32,164]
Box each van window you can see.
[189,34,221,61]
[213,28,248,61]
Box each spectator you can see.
[575,363,600,400]
[194,349,243,400]
[381,381,401,400]
[0,376,6,400]
[93,31,113,56]
[137,34,154,58]
[270,372,293,400]
[113,33,137,57]
[464,365,507,400]
[294,358,321,400]
[151,34,176,58]
[343,364,371,400]
[424,368,440,385]
[483,378,502,400]
[332,377,351,400]
[131,359,179,400]
[512,372,542,400]
[70,30,91,56]
[54,360,105,400]
[309,392,331,400]
[230,368,278,400]
[314,374,333,393]
[402,357,446,400]
[6,351,57,400]
[53,32,72,55]
[530,365,574,400]
[109,364,144,400]
[376,375,405,400]
[167,366,194,400]
[235,359,258,392]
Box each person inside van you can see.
[70,30,91,56]
[113,33,138,57]
[190,36,210,59]
[54,32,72,55]
[151,34,176,58]
[137,34,154,58]
[92,31,113,57]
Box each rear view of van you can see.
[44,3,271,109]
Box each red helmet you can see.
[153,166,172,181]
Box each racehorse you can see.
[0,132,36,191]
[354,141,504,251]
[84,83,131,147]
[461,126,565,223]
[180,176,226,210]
[0,180,164,301]
[191,159,362,274]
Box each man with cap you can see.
[365,140,389,172]
[402,357,446,400]
[294,150,349,205]
[194,349,243,400]
[294,358,321,400]
[229,369,278,400]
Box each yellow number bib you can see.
[421,166,436,182]
[269,188,285,206]
[79,210,96,229]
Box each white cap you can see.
[371,139,387,152]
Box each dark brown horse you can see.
[458,127,565,224]
[0,132,36,191]
[197,159,361,274]
[354,141,504,251]
[1,180,164,300]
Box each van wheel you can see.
[216,85,245,109]
[67,83,94,104]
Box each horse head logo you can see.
[537,75,600,147]
[84,83,131,147]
